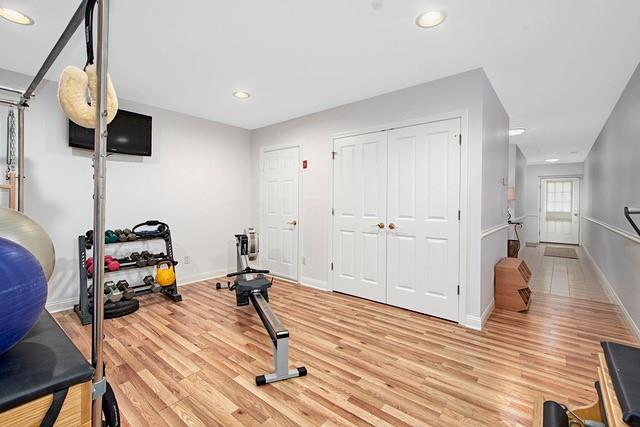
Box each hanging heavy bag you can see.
[155,260,176,286]
[58,0,118,128]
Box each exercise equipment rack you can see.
[74,221,182,325]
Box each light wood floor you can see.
[54,275,637,427]
[522,243,611,303]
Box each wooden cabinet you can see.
[495,257,532,311]
[0,382,91,427]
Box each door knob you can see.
[288,220,298,226]
[376,223,385,229]
[388,223,397,230]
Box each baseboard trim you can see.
[177,269,229,287]
[582,245,640,341]
[300,276,330,291]
[46,297,77,314]
[465,299,495,331]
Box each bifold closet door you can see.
[332,131,387,303]
[386,119,461,322]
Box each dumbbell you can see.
[116,280,135,300]
[123,228,137,241]
[135,251,152,267]
[146,252,165,266]
[105,230,118,244]
[104,281,123,303]
[85,230,94,248]
[143,275,160,293]
[87,256,120,275]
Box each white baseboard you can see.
[582,245,640,341]
[177,269,229,286]
[299,276,330,291]
[465,299,495,331]
[44,270,230,314]
[46,297,77,313]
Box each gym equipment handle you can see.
[624,207,640,237]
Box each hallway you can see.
[521,243,611,303]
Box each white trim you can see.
[581,245,640,341]
[481,223,509,239]
[327,110,470,327]
[582,216,640,245]
[46,297,77,313]
[44,270,230,314]
[177,269,230,286]
[299,276,330,291]
[259,143,304,282]
[465,299,495,330]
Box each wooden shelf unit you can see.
[495,257,532,311]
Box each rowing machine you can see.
[216,229,307,385]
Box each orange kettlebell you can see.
[155,260,175,286]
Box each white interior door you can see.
[540,178,580,244]
[332,131,387,303]
[386,119,461,322]
[261,146,300,280]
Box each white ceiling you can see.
[1,0,639,164]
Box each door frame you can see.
[537,175,582,245]
[327,109,470,326]
[259,143,304,283]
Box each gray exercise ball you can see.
[0,208,56,281]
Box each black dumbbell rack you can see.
[74,222,182,325]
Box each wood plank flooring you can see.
[54,277,638,426]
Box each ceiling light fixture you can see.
[545,158,560,163]
[233,91,250,99]
[508,128,526,136]
[0,7,34,25]
[416,11,446,28]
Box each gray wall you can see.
[480,77,510,320]
[0,68,252,310]
[523,162,584,243]
[583,62,640,335]
[250,68,509,327]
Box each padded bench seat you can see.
[0,311,94,426]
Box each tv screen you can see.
[68,109,152,156]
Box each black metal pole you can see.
[19,0,88,105]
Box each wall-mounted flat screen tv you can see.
[68,109,152,156]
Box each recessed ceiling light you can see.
[545,158,560,163]
[416,11,446,28]
[233,91,250,99]
[0,8,34,25]
[508,128,526,136]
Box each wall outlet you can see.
[184,255,191,265]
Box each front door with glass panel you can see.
[539,178,580,244]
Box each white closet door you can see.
[261,146,300,280]
[332,132,387,303]
[386,119,461,321]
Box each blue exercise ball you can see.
[0,237,48,355]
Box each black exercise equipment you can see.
[116,280,135,300]
[75,220,182,325]
[542,341,640,426]
[104,281,122,303]
[217,229,307,386]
